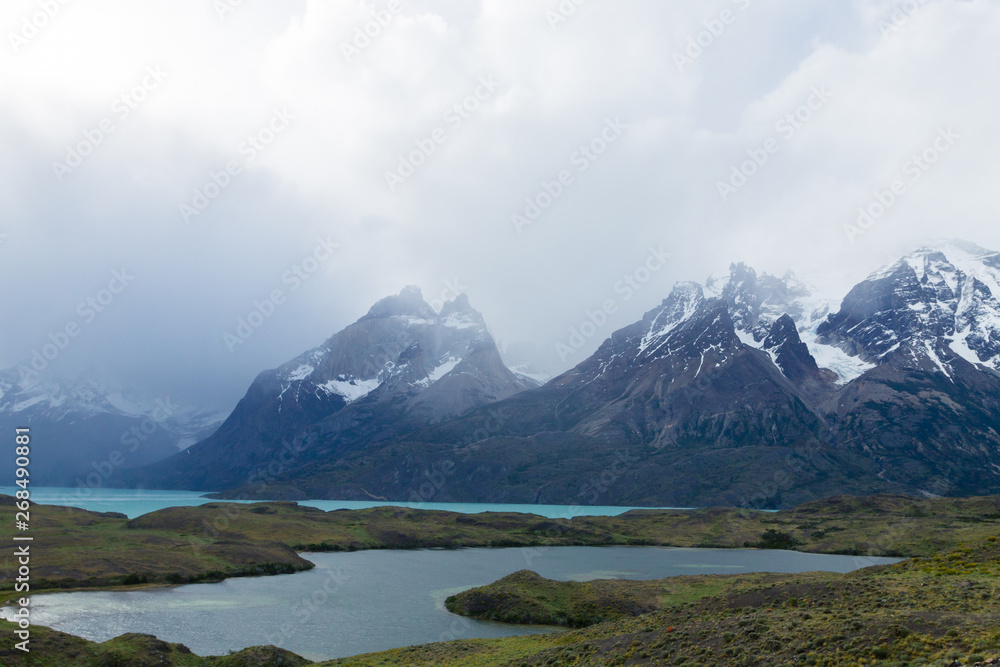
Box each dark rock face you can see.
[763,315,834,395]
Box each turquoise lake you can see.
[0,486,689,519]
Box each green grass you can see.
[2,494,1000,665]
[0,497,313,605]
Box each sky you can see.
[1,0,998,411]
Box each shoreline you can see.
[2,545,898,662]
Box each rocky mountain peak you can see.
[132,286,536,491]
[762,314,829,388]
[438,293,488,334]
[363,285,435,321]
[818,239,1000,373]
[439,292,471,314]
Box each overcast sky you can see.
[1,0,997,410]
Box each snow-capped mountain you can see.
[130,287,535,491]
[818,240,1000,376]
[220,240,1000,507]
[811,241,1000,497]
[704,263,874,384]
[0,370,225,486]
[267,286,530,421]
[123,242,1000,506]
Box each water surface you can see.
[15,546,899,661]
[0,486,685,518]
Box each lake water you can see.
[13,546,900,661]
[0,486,688,519]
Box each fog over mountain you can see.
[2,1,999,414]
[116,240,999,507]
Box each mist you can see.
[2,0,998,411]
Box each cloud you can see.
[1,0,998,405]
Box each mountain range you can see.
[107,240,1000,507]
[0,370,225,488]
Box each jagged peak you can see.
[362,286,435,321]
[728,261,758,281]
[438,293,488,333]
[820,239,1000,375]
[671,280,707,300]
[704,262,759,296]
[439,292,473,316]
[642,281,705,326]
[764,314,799,345]
[870,240,1000,282]
[916,238,997,259]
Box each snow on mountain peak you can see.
[0,367,226,461]
[628,266,871,383]
[674,265,866,384]
[821,240,1000,375]
[275,289,512,408]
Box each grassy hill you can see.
[2,494,1000,665]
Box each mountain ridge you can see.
[132,240,1000,507]
[0,369,225,487]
